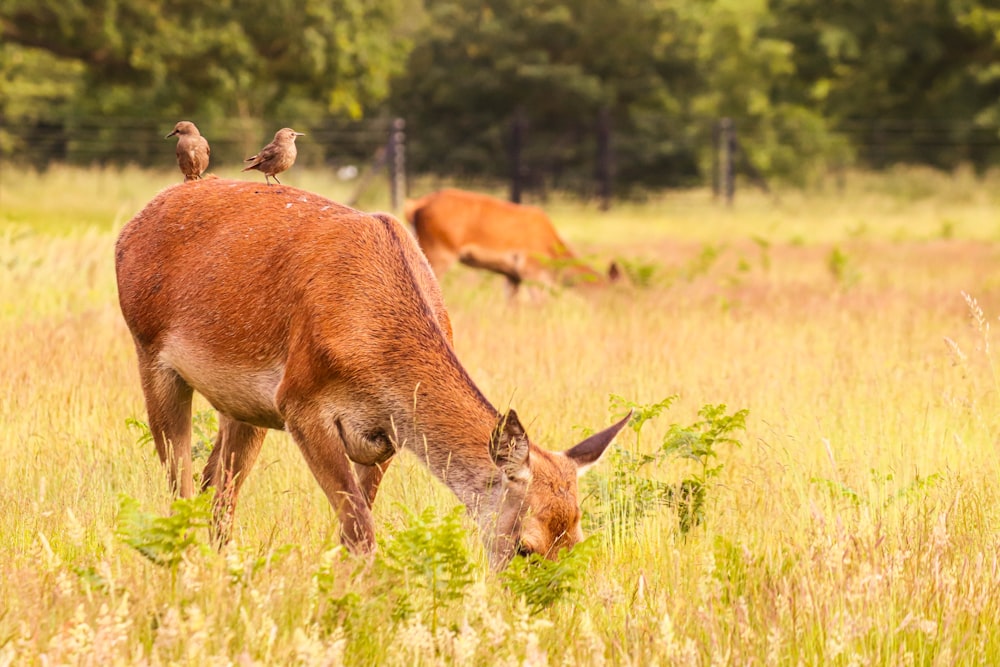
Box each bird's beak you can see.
[165,131,178,138]
[295,132,306,136]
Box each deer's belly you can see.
[160,337,286,430]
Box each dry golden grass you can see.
[1,164,999,665]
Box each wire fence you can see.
[2,114,999,201]
[0,116,396,171]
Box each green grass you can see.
[2,165,1000,664]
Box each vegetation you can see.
[2,165,1000,663]
[0,0,411,119]
[2,1,998,184]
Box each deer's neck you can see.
[396,384,503,518]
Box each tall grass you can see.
[2,165,1000,664]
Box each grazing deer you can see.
[404,188,621,295]
[115,179,630,568]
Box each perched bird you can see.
[165,121,210,182]
[242,128,305,185]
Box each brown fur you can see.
[404,188,620,294]
[115,179,629,568]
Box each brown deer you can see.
[404,188,621,295]
[115,179,630,568]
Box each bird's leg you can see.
[273,175,282,185]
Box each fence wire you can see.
[2,115,998,196]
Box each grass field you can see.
[2,164,1000,665]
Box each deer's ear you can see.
[490,410,531,481]
[564,410,632,475]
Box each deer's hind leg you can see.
[135,348,195,498]
[201,414,268,543]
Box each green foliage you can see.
[616,257,663,289]
[127,409,216,460]
[610,393,678,441]
[0,42,86,157]
[115,493,214,568]
[584,446,676,534]
[589,395,685,535]
[712,535,750,601]
[125,416,153,448]
[939,219,956,239]
[827,245,861,286]
[226,543,295,586]
[192,409,218,460]
[752,236,772,271]
[311,546,373,637]
[0,0,413,163]
[5,0,1000,180]
[662,403,749,484]
[811,470,944,508]
[768,0,1000,169]
[535,253,608,286]
[500,536,598,613]
[72,565,114,595]
[587,397,748,537]
[680,244,723,281]
[393,0,697,187]
[661,403,748,532]
[376,505,475,630]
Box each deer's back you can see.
[116,179,455,428]
[411,189,570,259]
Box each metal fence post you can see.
[711,120,720,199]
[718,117,735,205]
[596,106,613,211]
[509,109,525,203]
[388,117,406,212]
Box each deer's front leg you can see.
[280,399,377,554]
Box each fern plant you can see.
[376,505,475,633]
[586,396,748,537]
[500,536,598,614]
[116,492,213,569]
[661,403,748,531]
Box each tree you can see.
[766,0,1000,168]
[3,0,998,181]
[393,0,853,190]
[0,0,415,164]
[0,42,86,159]
[1,0,412,118]
[392,0,705,191]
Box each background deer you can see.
[115,179,630,568]
[404,188,621,295]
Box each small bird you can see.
[242,128,305,185]
[165,121,210,182]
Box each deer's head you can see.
[487,410,632,568]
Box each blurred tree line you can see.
[1,0,998,191]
